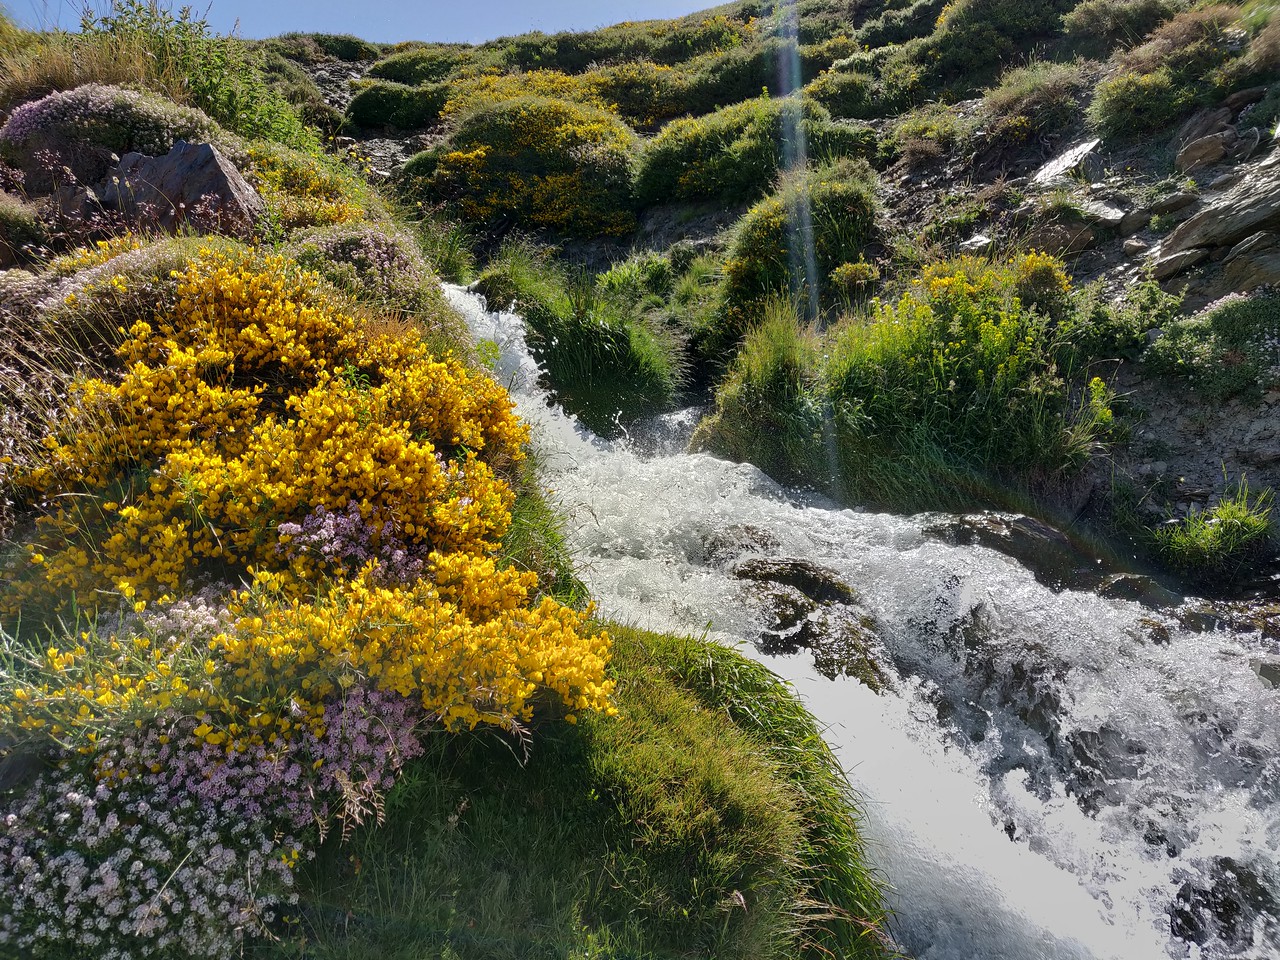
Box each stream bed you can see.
[446,285,1280,960]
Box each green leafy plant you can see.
[1154,478,1275,585]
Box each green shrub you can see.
[426,95,638,237]
[366,43,471,84]
[305,32,381,62]
[691,302,829,485]
[0,191,45,264]
[79,1,310,146]
[857,0,948,48]
[979,59,1093,146]
[1062,0,1180,50]
[593,59,692,128]
[1154,479,1274,585]
[346,79,449,129]
[1085,67,1190,138]
[0,83,223,193]
[804,68,876,118]
[474,240,678,434]
[890,100,974,161]
[820,253,1113,506]
[684,37,795,114]
[905,0,1078,86]
[638,96,875,207]
[1144,292,1280,400]
[719,157,878,321]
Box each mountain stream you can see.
[445,285,1280,960]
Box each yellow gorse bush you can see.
[11,249,527,607]
[248,144,370,229]
[3,246,615,747]
[6,559,614,746]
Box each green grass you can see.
[1143,292,1280,400]
[1154,479,1275,586]
[474,240,680,436]
[258,625,893,960]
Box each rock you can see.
[703,524,781,565]
[1230,126,1262,163]
[1151,192,1198,215]
[1124,238,1150,256]
[959,232,994,254]
[1078,199,1126,228]
[1152,246,1211,280]
[926,513,1109,593]
[733,557,858,605]
[52,183,104,221]
[1027,220,1095,255]
[1251,655,1280,688]
[1030,139,1103,187]
[1097,573,1181,606]
[99,141,264,239]
[1224,86,1269,111]
[1174,107,1233,151]
[1119,207,1153,235]
[1207,172,1243,191]
[1222,231,1280,291]
[807,607,889,690]
[1175,130,1236,173]
[1162,150,1280,257]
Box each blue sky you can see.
[10,1,718,43]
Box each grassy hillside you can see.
[0,4,894,958]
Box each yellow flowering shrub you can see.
[247,143,374,230]
[4,561,613,745]
[8,249,528,609]
[429,95,637,237]
[440,69,613,119]
[47,233,143,275]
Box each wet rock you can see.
[100,141,264,239]
[807,607,890,690]
[1223,231,1280,291]
[1251,655,1280,687]
[703,524,781,565]
[1030,139,1102,187]
[925,512,1107,593]
[1175,131,1235,173]
[1170,857,1277,950]
[752,583,817,647]
[733,557,858,605]
[1153,246,1211,280]
[1066,725,1148,809]
[1097,573,1182,607]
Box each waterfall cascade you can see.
[446,285,1280,960]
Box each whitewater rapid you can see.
[447,285,1280,960]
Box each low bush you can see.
[305,32,382,62]
[890,100,973,162]
[696,253,1122,509]
[594,59,693,128]
[636,95,875,207]
[1061,0,1180,51]
[1085,67,1190,138]
[857,0,948,48]
[1144,292,1280,400]
[0,1,311,148]
[474,240,679,434]
[916,0,1078,83]
[285,222,468,349]
[247,142,382,231]
[0,191,44,263]
[366,43,471,84]
[980,59,1093,147]
[683,37,795,114]
[691,302,828,485]
[804,67,877,118]
[345,79,450,130]
[424,95,638,237]
[0,83,222,193]
[437,69,614,121]
[1154,479,1275,586]
[719,157,879,322]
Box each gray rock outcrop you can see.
[99,141,264,239]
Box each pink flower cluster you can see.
[278,499,436,585]
[0,683,428,958]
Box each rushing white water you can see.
[446,286,1280,960]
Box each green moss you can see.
[266,624,891,960]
